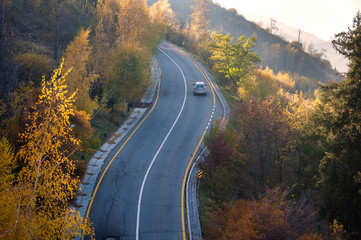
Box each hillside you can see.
[0,0,94,96]
[149,0,342,87]
[247,13,349,73]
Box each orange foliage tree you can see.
[205,188,322,240]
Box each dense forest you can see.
[0,0,168,238]
[154,0,360,239]
[0,0,360,239]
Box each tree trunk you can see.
[1,0,4,41]
[54,1,59,59]
[277,145,282,184]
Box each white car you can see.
[193,82,207,95]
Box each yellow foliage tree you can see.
[93,18,117,86]
[284,91,312,133]
[1,61,94,239]
[64,27,98,115]
[148,0,177,51]
[276,71,295,90]
[149,0,178,29]
[94,0,163,109]
[252,67,278,98]
[189,0,210,41]
[115,0,149,48]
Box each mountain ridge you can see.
[245,13,349,73]
[148,0,342,86]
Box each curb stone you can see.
[75,58,160,219]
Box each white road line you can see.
[135,47,188,240]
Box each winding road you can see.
[87,41,224,240]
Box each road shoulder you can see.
[75,58,160,218]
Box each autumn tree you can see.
[115,0,150,48]
[149,0,178,30]
[0,137,20,238]
[92,0,165,114]
[63,27,98,115]
[313,12,361,236]
[149,0,178,49]
[252,66,278,98]
[205,188,322,240]
[107,44,149,112]
[92,18,115,103]
[0,81,38,149]
[210,33,261,97]
[189,0,210,41]
[1,61,94,239]
[235,97,299,191]
[199,127,239,203]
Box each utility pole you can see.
[298,30,302,43]
[270,17,277,41]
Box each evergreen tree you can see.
[314,12,361,236]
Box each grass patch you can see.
[199,181,212,235]
[72,108,130,179]
[90,109,129,144]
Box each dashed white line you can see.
[135,47,187,240]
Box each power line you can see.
[90,80,119,120]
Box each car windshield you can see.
[196,83,205,88]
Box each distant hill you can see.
[246,14,349,73]
[148,0,342,86]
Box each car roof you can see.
[195,81,205,85]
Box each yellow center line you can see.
[181,129,207,240]
[164,42,218,240]
[82,57,161,239]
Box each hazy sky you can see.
[214,0,361,41]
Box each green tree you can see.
[313,12,361,235]
[210,33,260,97]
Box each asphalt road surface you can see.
[88,41,223,240]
